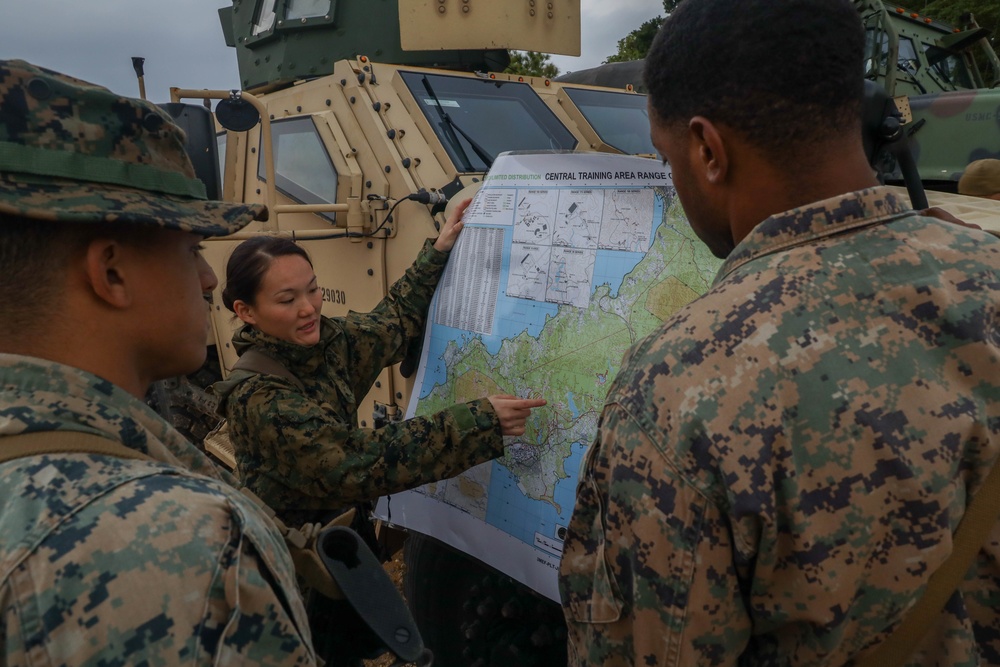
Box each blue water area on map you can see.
[596,250,646,297]
[566,392,580,419]
[485,441,589,547]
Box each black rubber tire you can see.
[403,533,567,667]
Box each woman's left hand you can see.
[434,198,473,252]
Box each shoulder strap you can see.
[232,348,305,392]
[0,430,151,466]
[857,455,1000,666]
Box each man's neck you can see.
[729,147,881,249]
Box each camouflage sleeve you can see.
[559,404,749,667]
[336,239,448,398]
[1,466,316,667]
[233,384,503,508]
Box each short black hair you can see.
[0,214,161,341]
[644,0,865,158]
[221,236,313,313]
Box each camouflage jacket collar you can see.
[716,186,913,285]
[0,354,226,481]
[232,317,338,382]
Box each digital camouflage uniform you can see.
[0,59,315,666]
[0,355,317,666]
[559,187,1000,666]
[213,239,504,525]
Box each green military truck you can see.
[857,0,1000,189]
[149,1,1000,665]
[558,0,1000,195]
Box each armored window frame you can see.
[256,117,339,222]
[286,0,331,21]
[561,88,655,156]
[252,0,277,36]
[216,132,227,182]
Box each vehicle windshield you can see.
[400,71,577,172]
[562,87,655,155]
[865,30,921,75]
[925,45,977,89]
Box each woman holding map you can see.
[211,197,546,530]
[211,196,545,662]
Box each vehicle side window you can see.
[864,27,885,77]
[287,0,331,21]
[217,132,227,182]
[897,37,919,73]
[563,88,655,156]
[864,30,920,76]
[257,117,339,222]
[253,0,277,35]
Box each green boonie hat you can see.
[0,59,266,235]
[958,158,1000,198]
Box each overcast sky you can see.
[0,0,662,103]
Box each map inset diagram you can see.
[598,188,655,252]
[545,247,596,308]
[513,190,557,244]
[507,188,660,308]
[508,243,551,302]
[553,190,603,249]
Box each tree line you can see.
[506,0,998,77]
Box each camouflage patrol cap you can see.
[0,59,265,235]
[958,158,1000,198]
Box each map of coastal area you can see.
[377,153,722,600]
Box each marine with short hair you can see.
[558,1,1000,665]
[0,60,316,665]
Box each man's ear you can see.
[688,116,729,185]
[84,239,132,309]
[233,299,257,326]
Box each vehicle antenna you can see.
[131,57,146,100]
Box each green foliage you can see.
[605,0,999,76]
[604,0,683,64]
[919,0,999,45]
[505,51,560,78]
[605,16,664,63]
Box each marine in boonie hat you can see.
[0,59,266,235]
[957,158,1000,200]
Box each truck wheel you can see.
[403,533,567,667]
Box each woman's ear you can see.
[233,299,256,325]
